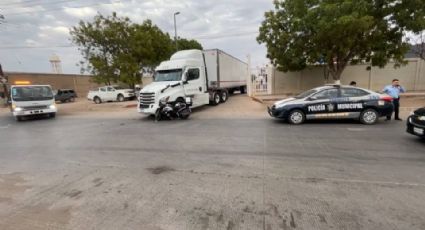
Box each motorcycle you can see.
[155,97,192,121]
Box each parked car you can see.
[54,89,77,103]
[406,107,425,138]
[268,84,394,125]
[87,85,135,104]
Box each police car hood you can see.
[274,97,298,106]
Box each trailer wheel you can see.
[210,92,221,106]
[220,91,228,103]
[240,86,246,94]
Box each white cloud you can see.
[39,26,69,35]
[64,7,97,18]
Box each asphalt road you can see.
[0,99,424,230]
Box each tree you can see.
[70,13,203,87]
[393,0,425,60]
[71,13,132,85]
[257,0,424,81]
[177,38,203,50]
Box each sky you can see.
[0,0,274,74]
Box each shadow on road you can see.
[269,118,395,126]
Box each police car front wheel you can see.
[360,109,379,125]
[288,110,305,125]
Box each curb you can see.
[251,96,264,104]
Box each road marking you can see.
[286,176,425,187]
[347,128,366,132]
[0,124,11,129]
[176,169,425,188]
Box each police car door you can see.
[305,88,339,119]
[336,88,367,118]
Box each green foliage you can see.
[257,0,424,80]
[177,38,203,50]
[70,12,203,87]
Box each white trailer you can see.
[203,49,248,95]
[138,49,248,115]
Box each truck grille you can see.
[140,92,155,108]
[23,105,49,110]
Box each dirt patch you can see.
[0,204,71,229]
[92,178,104,187]
[0,173,30,204]
[226,220,235,230]
[304,177,326,183]
[147,166,175,175]
[64,189,83,199]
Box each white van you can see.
[9,84,57,121]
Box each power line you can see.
[194,31,259,40]
[0,44,75,49]
[3,0,123,17]
[0,31,260,49]
[0,0,82,9]
[0,0,44,7]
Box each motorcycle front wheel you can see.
[155,109,162,121]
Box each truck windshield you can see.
[11,86,54,101]
[154,69,182,82]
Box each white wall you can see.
[269,58,425,95]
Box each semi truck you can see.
[138,49,248,115]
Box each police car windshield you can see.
[294,89,317,99]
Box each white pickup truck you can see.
[87,85,135,104]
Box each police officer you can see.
[383,79,405,121]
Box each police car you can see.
[268,85,394,125]
[406,107,425,138]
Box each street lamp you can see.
[174,12,180,51]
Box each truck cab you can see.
[138,50,209,115]
[9,84,57,121]
[138,49,248,115]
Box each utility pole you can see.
[174,12,180,51]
